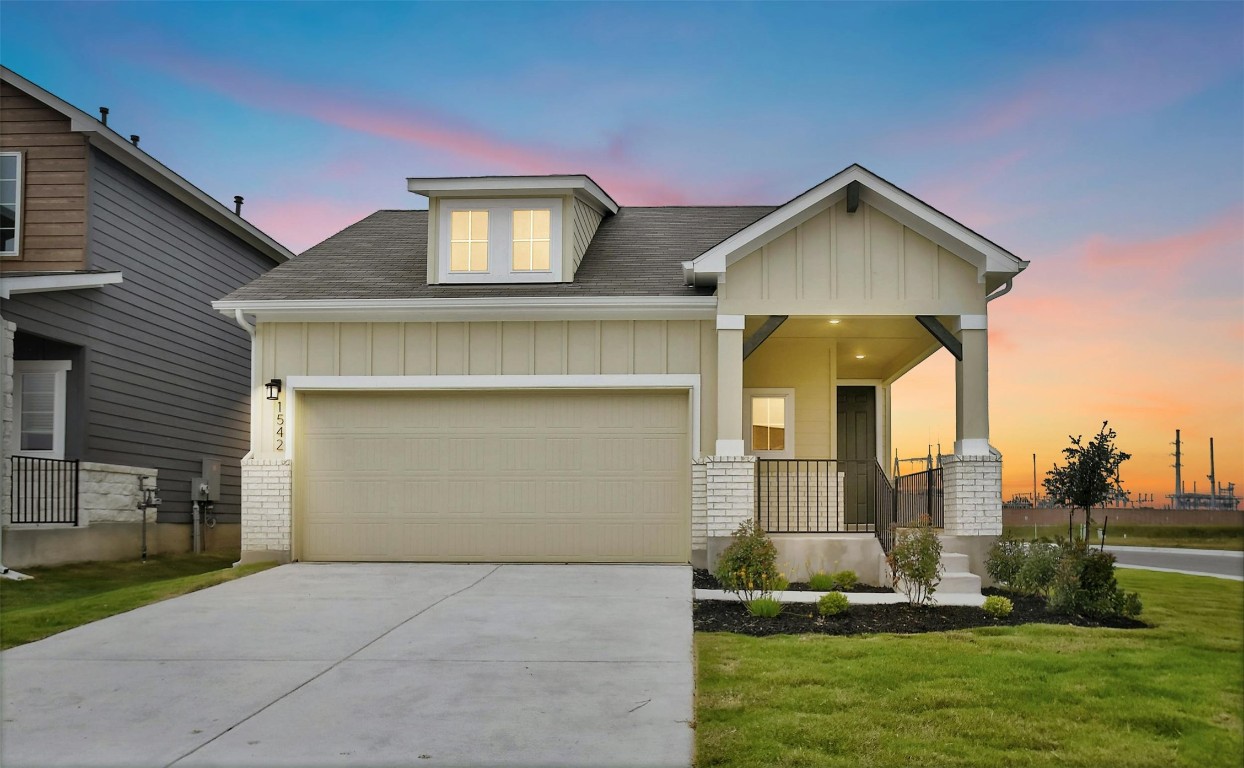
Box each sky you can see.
[2,1,1241,503]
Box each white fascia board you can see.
[0,271,122,299]
[406,175,619,214]
[212,295,718,323]
[0,67,293,265]
[688,164,1027,284]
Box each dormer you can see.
[407,175,618,285]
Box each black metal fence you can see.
[895,467,944,529]
[9,456,79,525]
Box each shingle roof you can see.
[219,206,776,302]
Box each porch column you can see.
[945,313,1002,537]
[715,314,745,456]
[954,315,990,456]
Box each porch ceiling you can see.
[743,315,947,381]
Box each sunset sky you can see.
[3,1,1241,503]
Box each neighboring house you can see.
[214,166,1027,581]
[0,67,294,568]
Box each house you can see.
[213,166,1027,582]
[0,67,294,568]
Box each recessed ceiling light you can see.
[828,319,841,324]
[855,354,866,359]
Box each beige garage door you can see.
[296,389,691,562]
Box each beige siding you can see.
[257,319,717,454]
[295,389,690,562]
[718,199,986,316]
[743,338,836,458]
[0,82,88,272]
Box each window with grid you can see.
[1,152,20,255]
[511,209,551,271]
[449,210,489,272]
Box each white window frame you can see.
[437,197,562,284]
[1,151,22,257]
[12,360,72,459]
[744,387,795,458]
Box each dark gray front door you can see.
[837,386,877,527]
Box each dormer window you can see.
[436,198,562,283]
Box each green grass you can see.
[0,553,277,650]
[696,570,1244,767]
[1004,524,1243,551]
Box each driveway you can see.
[1,563,694,768]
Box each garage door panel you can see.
[297,390,690,562]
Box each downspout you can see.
[232,309,258,569]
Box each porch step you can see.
[938,552,982,596]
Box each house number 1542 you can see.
[274,399,285,451]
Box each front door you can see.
[836,386,876,528]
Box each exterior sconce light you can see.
[265,379,282,401]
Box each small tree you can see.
[1043,422,1131,539]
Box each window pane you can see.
[470,210,488,238]
[451,211,470,241]
[532,240,550,271]
[752,397,786,451]
[0,180,15,205]
[450,242,470,272]
[21,432,53,451]
[0,154,15,178]
[532,209,550,239]
[513,210,531,240]
[512,240,531,271]
[1,229,13,252]
[2,204,15,229]
[470,242,488,271]
[769,426,784,451]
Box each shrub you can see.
[818,591,850,616]
[887,517,943,605]
[830,570,859,591]
[1015,541,1060,597]
[986,538,1025,586]
[714,519,781,602]
[746,597,783,618]
[1048,541,1143,619]
[982,595,1014,618]
[807,571,835,591]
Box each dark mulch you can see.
[692,568,892,593]
[694,592,1148,637]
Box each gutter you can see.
[213,295,719,322]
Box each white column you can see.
[715,314,745,456]
[954,314,990,456]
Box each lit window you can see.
[751,397,786,451]
[14,360,71,458]
[449,210,489,272]
[1,152,20,255]
[512,209,551,271]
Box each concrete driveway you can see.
[1,563,694,768]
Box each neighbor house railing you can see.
[9,456,80,525]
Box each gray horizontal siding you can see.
[1,147,275,524]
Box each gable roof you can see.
[1,67,293,264]
[215,206,774,309]
[685,164,1028,287]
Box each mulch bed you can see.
[693,568,892,594]
[694,590,1148,637]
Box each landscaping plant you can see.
[887,516,943,605]
[830,569,859,591]
[1015,540,1060,597]
[746,596,784,618]
[807,571,835,591]
[817,591,850,616]
[1049,540,1143,619]
[1044,421,1132,538]
[982,595,1013,618]
[714,518,783,603]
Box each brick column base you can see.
[942,453,1003,536]
[240,456,292,564]
[704,455,756,572]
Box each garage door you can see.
[296,389,691,562]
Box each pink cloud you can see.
[1079,207,1244,276]
[245,197,382,255]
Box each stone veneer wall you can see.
[78,463,157,524]
[240,456,292,560]
[942,453,1003,535]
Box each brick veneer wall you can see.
[942,454,1003,535]
[706,455,756,538]
[240,456,292,556]
[691,459,707,551]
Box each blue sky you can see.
[3,1,1242,497]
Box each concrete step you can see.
[941,552,971,571]
[937,571,982,595]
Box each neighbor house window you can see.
[0,152,21,255]
[437,198,562,283]
[13,360,71,458]
[511,209,551,271]
[449,210,489,272]
[744,389,795,458]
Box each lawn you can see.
[0,553,276,650]
[1003,523,1243,551]
[696,569,1244,767]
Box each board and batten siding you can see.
[256,319,719,456]
[718,198,987,317]
[2,147,276,523]
[0,81,89,271]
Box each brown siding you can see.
[0,82,88,272]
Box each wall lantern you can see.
[265,379,282,401]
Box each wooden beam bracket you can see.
[742,315,788,360]
[915,315,963,361]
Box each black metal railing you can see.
[875,461,897,552]
[756,459,892,534]
[895,466,944,529]
[9,456,79,525]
